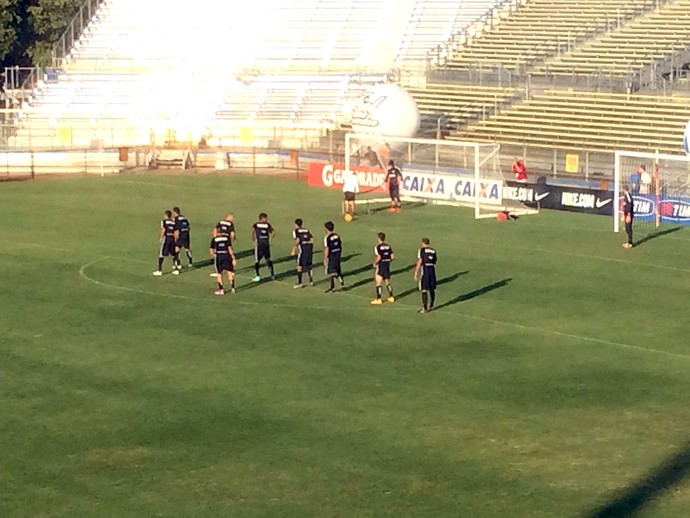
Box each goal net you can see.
[613,150,690,233]
[344,133,539,219]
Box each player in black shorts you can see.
[622,185,634,249]
[209,232,237,295]
[414,237,437,313]
[154,210,180,276]
[252,212,276,281]
[323,221,345,293]
[213,213,236,276]
[386,160,403,212]
[371,232,395,305]
[290,218,314,288]
[172,206,193,269]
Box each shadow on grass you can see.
[395,270,470,301]
[586,441,690,518]
[342,263,416,291]
[366,200,427,215]
[635,226,682,247]
[434,278,512,310]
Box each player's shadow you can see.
[434,278,512,310]
[395,271,470,301]
[342,263,416,291]
[585,441,690,518]
[635,226,682,246]
[367,201,427,214]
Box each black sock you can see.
[217,282,224,290]
[297,271,303,284]
[231,278,235,289]
[387,284,394,297]
[255,262,260,276]
[186,250,193,264]
[268,261,274,276]
[330,277,335,290]
[157,257,163,270]
[307,270,313,282]
[173,253,180,267]
[422,291,428,310]
[429,289,435,308]
[376,285,382,298]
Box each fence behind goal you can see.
[344,134,538,219]
[614,151,690,233]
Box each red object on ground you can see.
[497,211,509,221]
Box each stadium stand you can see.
[441,0,662,74]
[449,89,690,153]
[406,83,522,135]
[535,0,690,79]
[7,0,497,149]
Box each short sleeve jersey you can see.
[324,233,342,254]
[623,191,634,216]
[253,221,274,243]
[418,246,437,268]
[387,167,402,186]
[293,228,313,247]
[175,215,190,234]
[216,220,234,238]
[210,235,231,255]
[161,218,176,238]
[375,242,393,263]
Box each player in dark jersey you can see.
[209,232,237,295]
[290,218,314,288]
[414,237,437,313]
[323,221,345,293]
[371,232,395,305]
[212,213,236,276]
[252,212,276,281]
[172,206,193,269]
[622,185,634,249]
[386,160,403,212]
[154,210,180,276]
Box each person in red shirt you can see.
[512,158,527,182]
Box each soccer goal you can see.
[613,150,690,233]
[344,133,539,219]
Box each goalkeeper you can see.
[622,184,634,249]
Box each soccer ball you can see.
[344,213,353,222]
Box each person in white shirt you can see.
[639,165,652,195]
[343,170,360,217]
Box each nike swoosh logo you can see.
[535,192,550,201]
[596,198,612,208]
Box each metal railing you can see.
[51,0,106,68]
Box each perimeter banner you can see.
[307,162,503,205]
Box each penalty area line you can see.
[78,258,690,362]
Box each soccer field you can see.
[1,173,689,517]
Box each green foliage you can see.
[0,0,22,64]
[28,0,84,65]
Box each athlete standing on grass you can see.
[212,213,237,276]
[386,160,403,212]
[209,232,236,295]
[371,232,395,305]
[323,221,345,293]
[154,210,180,276]
[291,218,314,288]
[414,237,437,313]
[622,185,634,249]
[252,212,276,281]
[172,206,193,268]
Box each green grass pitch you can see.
[1,173,689,517]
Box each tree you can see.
[28,0,84,65]
[0,0,23,68]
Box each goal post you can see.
[344,133,539,219]
[613,150,690,233]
